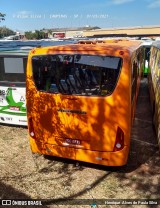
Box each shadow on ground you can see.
[31,78,160,207]
[0,78,159,208]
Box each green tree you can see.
[25,30,46,40]
[48,29,53,38]
[0,26,15,38]
[25,31,34,40]
[0,13,6,22]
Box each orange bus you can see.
[26,40,143,166]
[148,41,160,149]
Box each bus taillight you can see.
[29,117,36,139]
[113,127,124,152]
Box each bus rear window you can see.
[32,54,122,96]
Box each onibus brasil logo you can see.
[0,87,26,116]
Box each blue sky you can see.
[0,0,160,31]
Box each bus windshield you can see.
[32,54,122,96]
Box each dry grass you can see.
[0,79,160,208]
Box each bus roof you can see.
[152,41,160,49]
[0,40,77,56]
[141,40,153,47]
[29,40,142,56]
[0,47,32,56]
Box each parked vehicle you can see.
[26,40,143,166]
[148,41,160,149]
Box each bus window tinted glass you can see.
[32,55,122,96]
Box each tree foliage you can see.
[25,30,46,40]
[0,13,6,22]
[0,26,15,38]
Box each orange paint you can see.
[26,40,142,166]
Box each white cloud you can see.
[148,0,160,8]
[111,0,134,5]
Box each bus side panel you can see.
[148,47,157,117]
[153,49,160,148]
[131,49,143,124]
[148,46,160,151]
[0,54,28,126]
[158,123,160,150]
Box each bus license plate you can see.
[65,138,81,145]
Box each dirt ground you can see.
[0,78,160,208]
